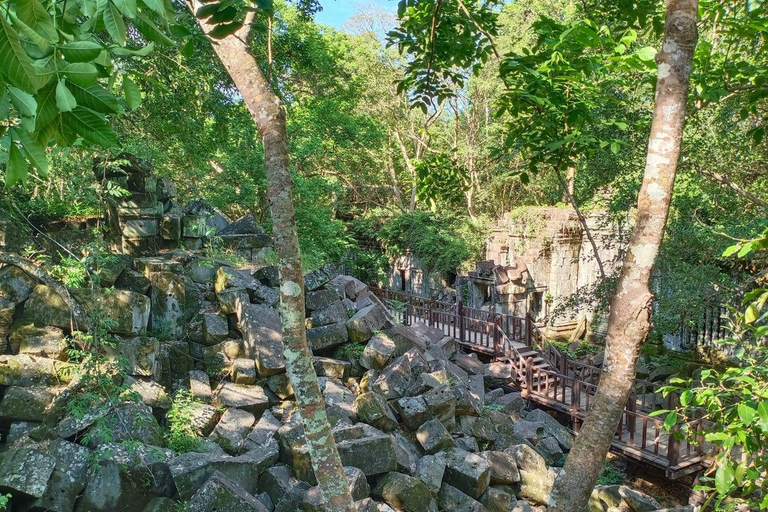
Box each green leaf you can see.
[737,403,756,425]
[60,41,104,63]
[67,82,119,114]
[9,12,51,51]
[122,77,141,110]
[0,15,41,92]
[133,12,174,46]
[722,244,740,257]
[64,106,118,147]
[113,0,138,19]
[103,2,127,46]
[63,63,99,87]
[6,142,28,187]
[55,79,78,112]
[745,304,758,324]
[8,86,37,116]
[196,2,221,18]
[111,42,155,56]
[610,141,620,154]
[635,47,656,62]
[0,91,9,117]
[715,461,734,495]
[34,82,57,131]
[14,128,47,176]
[663,411,678,431]
[679,390,692,407]
[758,401,768,432]
[209,21,243,38]
[140,0,167,15]
[16,0,57,43]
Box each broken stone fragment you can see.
[233,357,258,384]
[210,408,256,454]
[214,381,270,416]
[238,303,285,376]
[307,322,349,352]
[441,447,492,499]
[346,304,388,343]
[373,471,438,512]
[0,445,56,498]
[353,391,398,432]
[437,483,487,512]
[182,471,270,512]
[416,418,457,454]
[360,333,396,370]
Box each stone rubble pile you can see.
[0,246,685,511]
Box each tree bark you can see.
[187,5,355,510]
[548,2,698,511]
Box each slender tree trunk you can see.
[548,2,698,511]
[188,5,355,510]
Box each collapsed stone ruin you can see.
[0,253,685,511]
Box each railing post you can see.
[525,314,532,347]
[493,317,501,356]
[523,356,534,398]
[405,298,412,327]
[457,301,465,344]
[667,427,681,466]
[627,392,637,445]
[571,377,581,426]
[430,297,436,326]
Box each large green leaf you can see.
[8,12,51,51]
[122,77,141,110]
[33,82,57,131]
[55,79,77,112]
[64,106,117,147]
[0,91,9,117]
[6,142,28,187]
[103,2,127,46]
[68,82,120,114]
[0,15,41,92]
[113,0,138,19]
[140,0,166,16]
[63,62,99,86]
[111,42,155,56]
[60,41,104,63]
[8,86,37,116]
[13,127,48,176]
[132,12,174,45]
[16,0,57,43]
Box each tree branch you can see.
[698,167,768,210]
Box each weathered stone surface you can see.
[391,431,421,475]
[233,357,258,384]
[211,408,256,453]
[456,352,485,375]
[372,354,412,400]
[305,288,339,313]
[374,472,437,512]
[481,451,521,484]
[0,385,56,421]
[189,403,219,436]
[189,370,213,402]
[29,439,90,512]
[7,320,66,358]
[143,497,176,512]
[423,385,457,431]
[354,392,398,432]
[203,313,229,345]
[619,486,662,512]
[257,465,299,505]
[417,418,456,454]
[202,338,242,371]
[337,434,398,476]
[479,487,513,512]
[78,287,153,335]
[507,444,554,506]
[0,446,56,498]
[416,454,446,494]
[395,396,432,430]
[484,362,516,387]
[332,275,369,301]
[313,356,350,380]
[526,408,573,450]
[117,336,159,376]
[220,213,264,236]
[534,435,563,466]
[303,265,339,292]
[0,265,37,304]
[493,391,526,418]
[383,324,429,357]
[115,268,151,294]
[360,333,396,370]
[124,376,171,410]
[267,372,294,399]
[346,304,388,343]
[217,287,250,315]
[149,272,187,337]
[243,409,281,451]
[214,381,269,415]
[238,303,285,376]
[307,322,349,352]
[23,284,73,328]
[169,443,279,500]
[437,483,488,512]
[309,300,349,328]
[183,472,270,512]
[86,402,165,447]
[442,447,492,499]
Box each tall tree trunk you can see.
[188,5,355,510]
[548,2,698,511]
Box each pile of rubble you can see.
[0,250,685,511]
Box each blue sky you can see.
[315,0,397,30]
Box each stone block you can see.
[479,487,513,512]
[526,408,573,450]
[360,333,396,370]
[416,454,446,494]
[305,288,339,313]
[437,483,487,512]
[267,373,294,399]
[423,385,457,431]
[303,265,339,292]
[395,396,432,430]
[214,381,269,416]
[203,313,229,345]
[160,212,182,240]
[346,304,388,343]
[135,257,183,276]
[0,265,37,305]
[122,218,158,238]
[189,370,213,402]
[313,356,350,380]
[211,408,256,454]
[23,284,73,328]
[117,336,159,376]
[243,410,281,450]
[115,268,151,294]
[85,402,165,448]
[481,451,521,484]
[374,472,437,512]
[0,385,56,422]
[189,403,220,436]
[309,300,349,328]
[442,447,491,499]
[8,321,66,358]
[337,435,398,476]
[485,362,516,388]
[238,303,285,376]
[456,352,485,375]
[307,322,349,352]
[417,418,456,454]
[149,272,187,338]
[29,439,91,512]
[182,472,270,512]
[372,354,412,400]
[354,392,398,432]
[233,358,258,384]
[0,446,56,498]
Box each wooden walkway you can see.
[371,287,708,479]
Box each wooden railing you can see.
[370,286,708,474]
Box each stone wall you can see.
[484,208,630,341]
[389,254,448,298]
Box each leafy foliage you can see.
[165,389,202,453]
